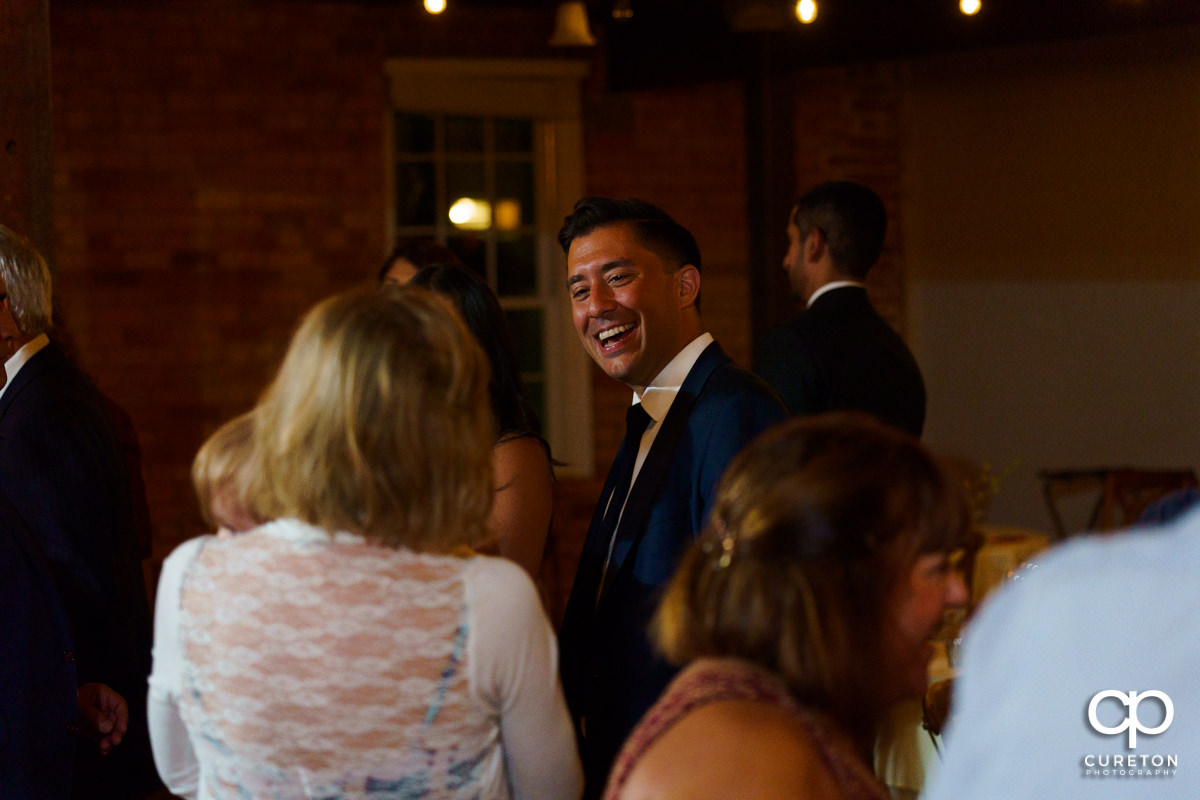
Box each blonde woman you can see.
[605,413,970,800]
[191,411,260,536]
[149,287,582,799]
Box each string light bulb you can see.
[960,0,981,15]
[424,0,446,14]
[795,0,817,24]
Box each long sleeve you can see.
[466,558,583,800]
[147,537,207,798]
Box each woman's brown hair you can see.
[654,412,969,747]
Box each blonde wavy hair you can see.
[244,285,494,549]
[192,410,258,530]
[654,412,969,748]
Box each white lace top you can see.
[148,519,582,800]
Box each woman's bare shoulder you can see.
[494,434,551,475]
[620,698,843,800]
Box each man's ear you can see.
[676,265,700,308]
[804,227,826,264]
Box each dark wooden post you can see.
[0,0,54,266]
[744,32,796,360]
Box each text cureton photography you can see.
[1082,690,1178,779]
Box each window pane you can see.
[394,113,435,154]
[496,161,535,226]
[496,232,537,297]
[446,162,487,211]
[445,115,484,153]
[504,309,544,373]
[446,235,487,276]
[495,118,533,153]
[395,161,436,227]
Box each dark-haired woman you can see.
[411,264,554,579]
[605,413,970,800]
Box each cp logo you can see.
[1088,690,1174,748]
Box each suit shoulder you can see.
[708,362,783,401]
[695,364,787,433]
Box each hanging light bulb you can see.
[960,0,981,15]
[795,0,817,24]
[549,2,597,46]
[424,0,446,14]
[612,0,633,21]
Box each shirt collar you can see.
[0,333,50,399]
[633,332,714,423]
[807,280,865,307]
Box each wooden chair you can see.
[922,677,955,752]
[1040,467,1198,535]
[1098,469,1198,529]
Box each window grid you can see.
[393,111,547,423]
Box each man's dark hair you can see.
[557,196,702,275]
[376,238,462,283]
[792,182,887,280]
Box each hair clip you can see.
[716,534,735,570]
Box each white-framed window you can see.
[385,59,594,477]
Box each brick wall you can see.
[579,79,751,477]
[792,61,906,330]
[50,0,564,560]
[46,1,906,620]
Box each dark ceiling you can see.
[523,0,1200,89]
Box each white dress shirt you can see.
[925,510,1200,800]
[0,333,49,399]
[597,332,714,594]
[806,280,865,308]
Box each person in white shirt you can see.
[925,510,1200,800]
[148,286,582,800]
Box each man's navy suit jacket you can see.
[755,285,926,437]
[0,488,79,800]
[0,342,156,798]
[559,341,786,795]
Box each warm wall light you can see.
[795,0,817,24]
[449,197,491,230]
[960,0,981,15]
[424,0,446,14]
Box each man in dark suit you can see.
[0,488,131,799]
[558,198,786,796]
[0,225,157,799]
[755,181,926,437]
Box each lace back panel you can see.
[177,525,500,799]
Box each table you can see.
[970,524,1051,605]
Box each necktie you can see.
[595,402,653,605]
